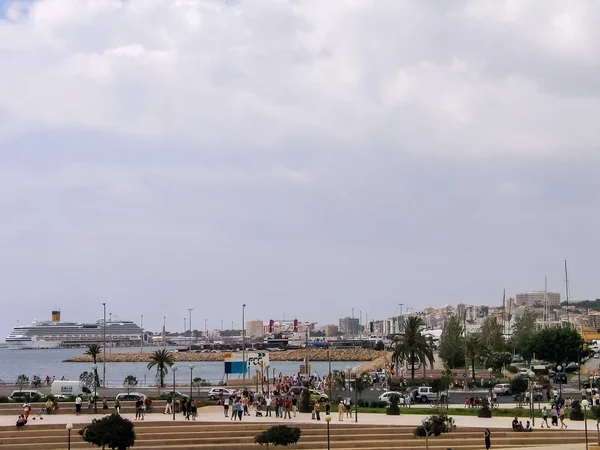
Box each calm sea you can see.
[0,348,362,387]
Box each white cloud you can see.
[0,1,599,337]
[0,0,599,159]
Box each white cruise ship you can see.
[6,312,143,350]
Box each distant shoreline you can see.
[65,348,386,364]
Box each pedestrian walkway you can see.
[0,405,596,430]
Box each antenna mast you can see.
[564,260,570,327]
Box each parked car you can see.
[160,390,189,400]
[115,392,145,401]
[9,390,44,401]
[493,384,511,396]
[378,391,403,405]
[207,388,234,400]
[564,362,579,372]
[413,386,445,403]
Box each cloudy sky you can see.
[1,0,599,339]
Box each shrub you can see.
[0,396,9,403]
[298,388,311,413]
[255,425,301,448]
[386,393,401,416]
[357,399,368,407]
[478,398,492,418]
[80,414,136,450]
[510,377,528,397]
[570,400,584,421]
[507,366,519,374]
[370,401,386,408]
[414,412,455,437]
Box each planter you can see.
[477,408,492,418]
[386,405,400,415]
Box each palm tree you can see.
[392,316,435,381]
[465,333,489,382]
[85,344,102,387]
[147,349,175,387]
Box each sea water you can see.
[0,348,363,387]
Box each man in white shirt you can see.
[265,396,272,417]
[75,396,83,415]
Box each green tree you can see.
[147,349,175,388]
[531,327,584,366]
[80,414,135,450]
[123,375,138,394]
[85,344,102,387]
[392,316,435,382]
[350,371,372,401]
[510,311,537,361]
[480,317,506,352]
[465,334,489,381]
[438,316,465,369]
[254,425,301,449]
[487,351,513,371]
[80,371,95,390]
[16,374,29,392]
[510,377,528,399]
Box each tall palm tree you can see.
[392,316,435,381]
[465,333,489,382]
[85,344,102,387]
[147,349,175,387]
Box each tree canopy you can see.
[510,311,537,361]
[531,327,584,365]
[147,349,175,387]
[80,414,135,450]
[392,316,435,381]
[438,316,465,369]
[465,333,489,381]
[480,317,506,352]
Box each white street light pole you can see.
[242,304,247,389]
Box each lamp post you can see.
[557,365,563,398]
[66,423,73,450]
[172,365,177,421]
[325,414,331,450]
[102,303,106,388]
[189,364,194,401]
[488,367,493,417]
[91,364,98,414]
[582,399,589,450]
[528,370,535,427]
[242,304,246,389]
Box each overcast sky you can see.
[1,0,599,339]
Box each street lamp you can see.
[582,399,589,450]
[189,364,194,401]
[242,304,246,389]
[528,370,535,427]
[172,365,178,421]
[66,423,73,450]
[557,365,563,398]
[325,414,332,450]
[488,368,493,417]
[91,364,98,414]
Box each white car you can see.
[378,391,403,405]
[493,384,511,396]
[207,388,235,400]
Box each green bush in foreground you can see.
[414,411,455,437]
[255,425,301,448]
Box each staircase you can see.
[0,421,587,450]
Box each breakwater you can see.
[65,348,384,363]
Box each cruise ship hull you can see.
[6,319,143,350]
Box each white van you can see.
[51,380,89,397]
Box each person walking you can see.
[551,405,558,426]
[265,395,272,417]
[223,396,230,417]
[338,399,345,421]
[114,399,121,415]
[541,406,549,428]
[484,428,491,450]
[191,400,197,421]
[75,395,82,416]
[559,406,568,429]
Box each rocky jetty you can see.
[65,348,384,363]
